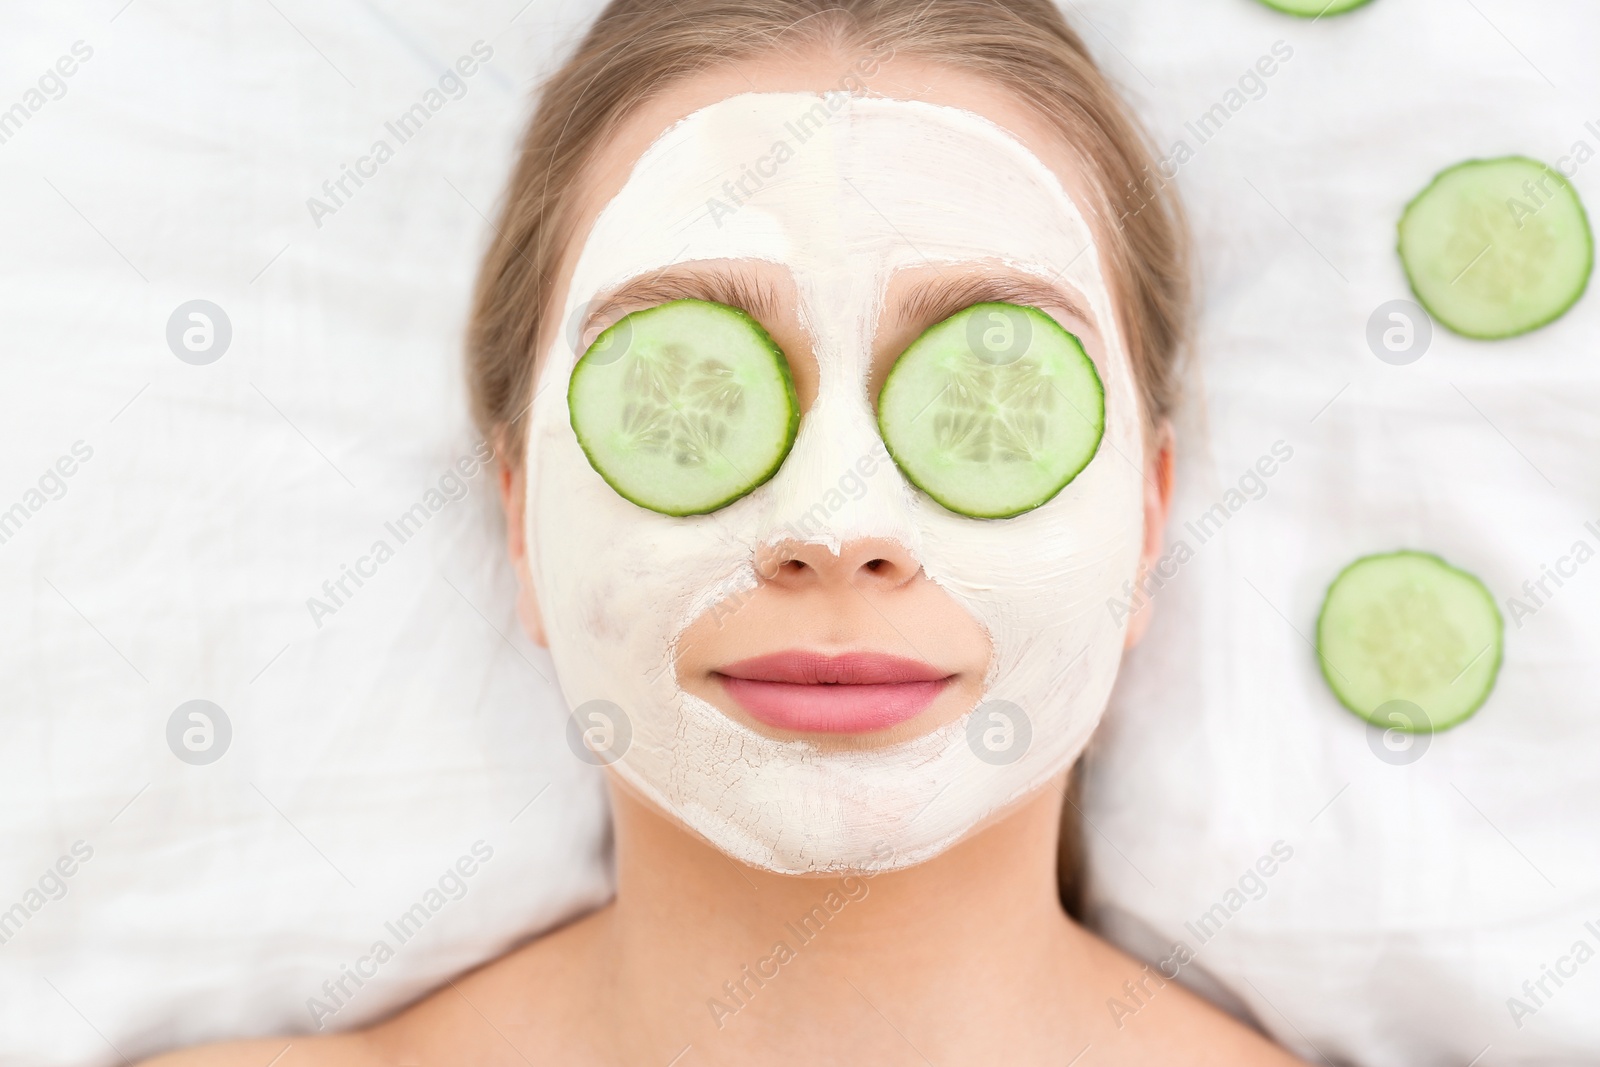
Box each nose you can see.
[754,536,921,591]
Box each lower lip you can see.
[716,676,949,734]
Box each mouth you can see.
[713,650,954,734]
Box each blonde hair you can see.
[465,0,1190,916]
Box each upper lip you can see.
[715,650,951,686]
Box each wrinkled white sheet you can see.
[1076,1,1600,1063]
[0,3,614,1063]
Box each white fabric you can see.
[0,3,613,1064]
[1076,0,1600,1063]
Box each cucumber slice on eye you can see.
[1255,0,1373,16]
[1399,156,1594,339]
[877,302,1105,520]
[1315,551,1503,732]
[567,299,799,516]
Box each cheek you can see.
[925,497,1141,620]
[527,427,755,650]
[912,383,1146,623]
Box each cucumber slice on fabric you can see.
[1315,551,1503,732]
[1255,0,1373,16]
[1399,156,1594,339]
[877,302,1104,520]
[568,299,799,516]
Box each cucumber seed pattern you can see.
[931,356,1056,466]
[620,342,744,468]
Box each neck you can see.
[595,773,1090,1063]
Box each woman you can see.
[147,1,1302,1062]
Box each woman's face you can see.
[506,52,1167,874]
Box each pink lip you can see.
[715,651,953,734]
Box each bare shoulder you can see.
[1068,924,1306,1066]
[137,904,613,1067]
[362,900,613,1062]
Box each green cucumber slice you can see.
[877,302,1104,520]
[1255,0,1373,16]
[1315,551,1503,732]
[568,299,799,516]
[1398,156,1594,339]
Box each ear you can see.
[1123,419,1175,650]
[498,446,549,648]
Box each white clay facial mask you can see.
[524,92,1146,874]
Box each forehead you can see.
[572,92,1101,299]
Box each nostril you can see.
[755,551,807,581]
[756,541,915,586]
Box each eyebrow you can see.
[581,264,784,337]
[889,272,1093,334]
[581,264,1093,342]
